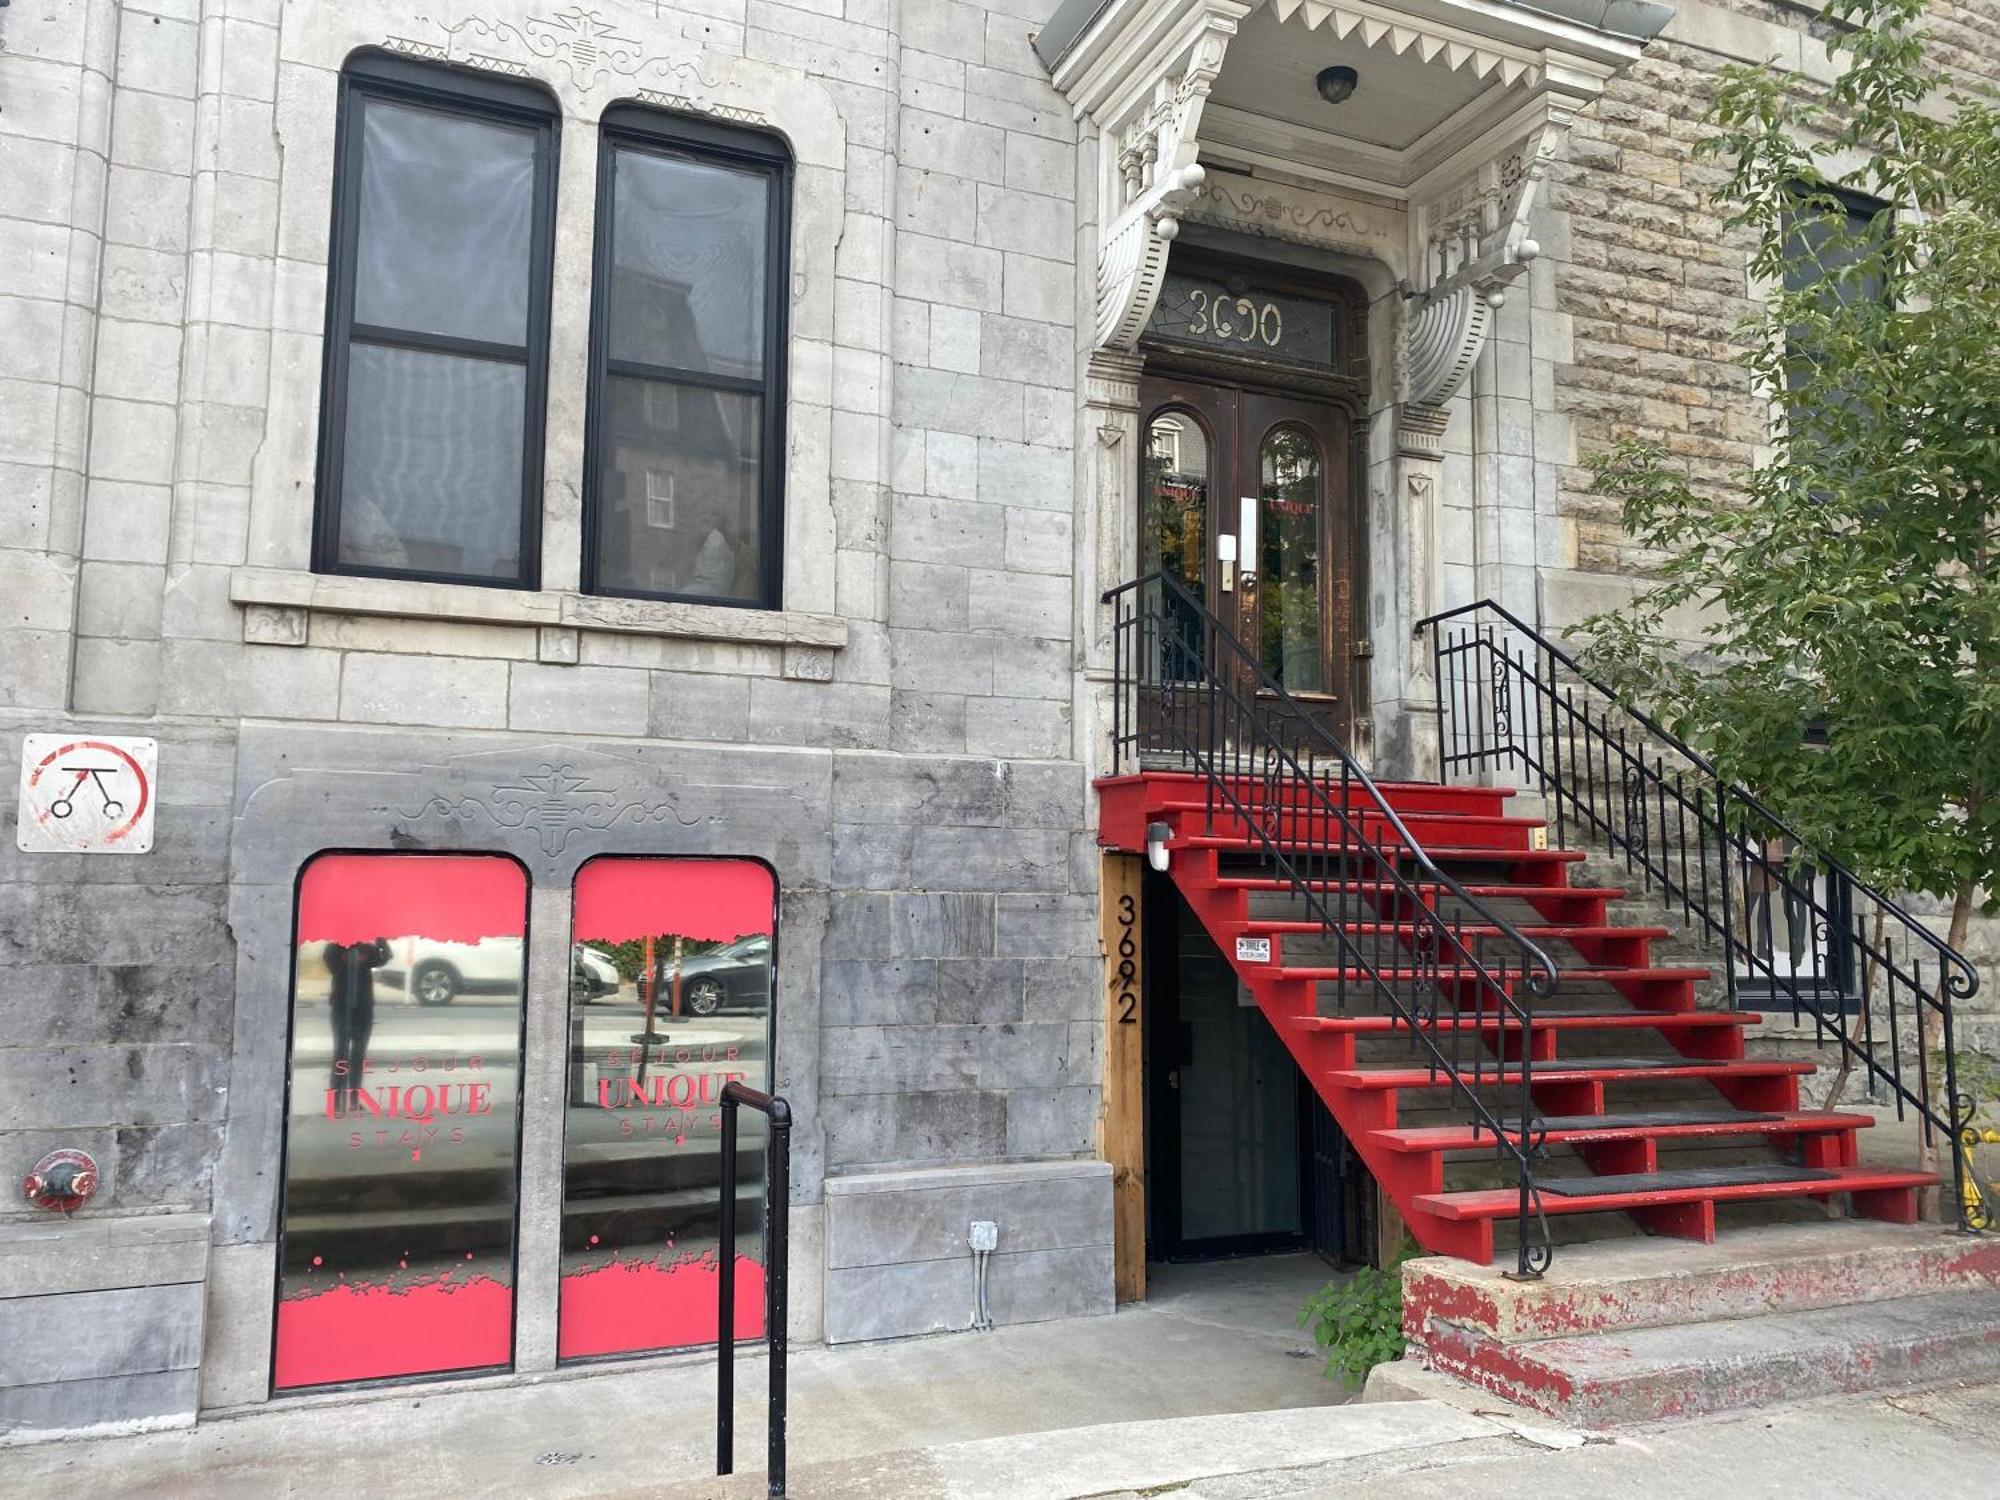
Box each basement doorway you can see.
[1142,871,1376,1268]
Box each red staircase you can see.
[1098,769,1937,1267]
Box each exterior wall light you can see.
[1316,65,1359,105]
[1146,821,1173,873]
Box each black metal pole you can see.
[767,1101,792,1497]
[718,1093,739,1478]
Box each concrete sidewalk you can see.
[10,1251,1999,1500]
[0,1256,1356,1498]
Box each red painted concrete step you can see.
[1411,1163,1932,1221]
[1399,1224,2000,1426]
[1280,965,1708,985]
[1288,1011,1752,1037]
[1326,1058,1812,1089]
[1374,1109,1870,1152]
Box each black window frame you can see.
[312,52,560,591]
[581,104,793,611]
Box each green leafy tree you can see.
[1582,0,2000,996]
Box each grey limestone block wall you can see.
[0,714,239,1227]
[822,752,1102,1173]
[823,1159,1111,1343]
[0,1215,211,1443]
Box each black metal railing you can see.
[717,1081,793,1497]
[1106,570,1559,1276]
[1419,599,1986,1230]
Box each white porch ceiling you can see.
[1208,6,1493,153]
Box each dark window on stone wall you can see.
[1781,179,1891,393]
[312,54,559,588]
[582,106,792,609]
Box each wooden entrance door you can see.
[1139,373,1357,745]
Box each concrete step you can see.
[1416,1284,2000,1428]
[1404,1221,2000,1344]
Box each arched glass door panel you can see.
[1143,408,1213,684]
[1142,409,1209,591]
[1256,423,1325,695]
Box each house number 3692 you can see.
[1184,288,1283,347]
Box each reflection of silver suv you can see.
[379,940,617,1006]
[672,934,772,1016]
[379,936,526,1006]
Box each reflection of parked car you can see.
[671,934,771,1016]
[379,936,525,1006]
[571,945,620,1002]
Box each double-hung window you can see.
[584,108,792,609]
[314,56,558,588]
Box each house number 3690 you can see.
[1185,288,1283,347]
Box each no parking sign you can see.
[16,734,157,854]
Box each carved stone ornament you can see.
[1092,12,1245,350]
[386,7,719,97]
[1401,109,1576,417]
[401,759,706,859]
[1187,171,1398,260]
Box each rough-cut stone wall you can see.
[1547,0,2000,585]
[1537,0,2000,1030]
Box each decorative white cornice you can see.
[1045,0,1646,358]
[1090,6,1251,350]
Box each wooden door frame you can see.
[1135,247,1372,734]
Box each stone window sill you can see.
[229,567,847,666]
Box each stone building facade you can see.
[0,0,1993,1444]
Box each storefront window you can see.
[558,857,776,1361]
[274,853,528,1391]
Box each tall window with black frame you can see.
[312,55,558,588]
[584,107,792,609]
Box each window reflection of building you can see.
[586,114,789,608]
[598,264,759,599]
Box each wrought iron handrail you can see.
[717,1081,792,1498]
[1106,570,1558,1276]
[1418,598,1985,1230]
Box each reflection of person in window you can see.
[683,510,736,597]
[1744,836,1811,974]
[326,939,390,1108]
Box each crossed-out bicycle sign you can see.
[16,735,156,854]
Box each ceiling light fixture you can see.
[1316,65,1359,105]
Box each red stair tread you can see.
[1185,836,1585,863]
[1411,1164,1935,1221]
[1279,965,1711,984]
[1458,882,1630,900]
[1095,772,1517,800]
[1327,1058,1813,1089]
[1245,920,1672,941]
[1374,1110,1871,1152]
[1155,799,1541,827]
[1216,877,1630,901]
[1289,1011,1753,1034]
